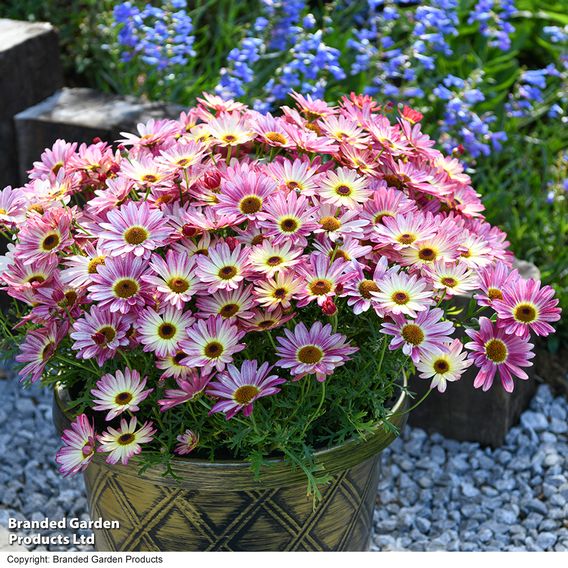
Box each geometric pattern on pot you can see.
[84,455,381,551]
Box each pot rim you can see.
[54,379,408,488]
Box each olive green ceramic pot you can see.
[53,385,407,552]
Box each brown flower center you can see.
[383,174,405,190]
[485,339,508,363]
[487,288,503,301]
[335,184,352,196]
[173,351,186,365]
[309,279,332,296]
[266,256,283,267]
[158,323,176,339]
[359,279,379,299]
[113,278,139,299]
[124,226,149,245]
[286,180,301,190]
[239,196,263,215]
[88,256,106,274]
[41,233,60,251]
[219,303,239,318]
[401,324,424,346]
[514,303,537,323]
[26,274,46,285]
[392,291,410,305]
[117,433,135,445]
[418,247,437,261]
[433,359,450,373]
[218,265,238,280]
[251,234,264,246]
[59,290,78,307]
[297,345,324,364]
[257,319,276,329]
[41,341,55,361]
[374,212,393,224]
[273,287,287,299]
[204,341,224,358]
[319,216,341,231]
[142,174,158,183]
[441,277,458,288]
[265,132,287,144]
[168,277,189,293]
[115,392,133,405]
[233,385,260,405]
[95,326,116,344]
[397,233,416,245]
[279,217,299,233]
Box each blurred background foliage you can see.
[0,0,566,349]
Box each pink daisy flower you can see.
[317,167,371,209]
[493,278,561,338]
[91,368,153,421]
[120,155,172,187]
[61,242,107,289]
[464,317,535,392]
[29,139,77,180]
[373,269,433,317]
[88,255,152,314]
[205,112,255,146]
[424,260,479,297]
[312,236,373,266]
[474,262,520,307]
[248,240,303,278]
[361,185,416,231]
[296,254,353,307]
[15,208,74,265]
[374,212,437,250]
[195,242,251,293]
[253,271,304,311]
[240,307,295,332]
[175,430,200,455]
[381,308,455,364]
[415,339,472,393]
[275,321,358,382]
[258,191,318,245]
[158,372,212,411]
[55,414,96,477]
[143,250,202,309]
[16,323,67,382]
[156,349,194,381]
[265,158,320,193]
[138,305,195,357]
[344,257,389,315]
[180,316,246,373]
[98,201,170,258]
[70,306,130,365]
[215,166,275,222]
[195,285,256,321]
[208,360,285,419]
[98,417,156,466]
[0,185,25,226]
[313,204,370,242]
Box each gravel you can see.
[0,371,566,552]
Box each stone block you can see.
[407,260,542,447]
[15,88,184,183]
[0,19,63,189]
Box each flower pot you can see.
[52,385,407,552]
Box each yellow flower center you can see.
[279,217,299,233]
[514,303,538,323]
[168,277,190,293]
[441,277,458,288]
[359,280,379,299]
[297,345,324,364]
[239,196,263,215]
[418,247,437,262]
[117,433,135,445]
[401,324,424,345]
[218,265,238,280]
[488,288,503,301]
[335,184,352,196]
[204,341,224,358]
[115,392,133,405]
[113,278,139,299]
[41,232,60,252]
[319,216,341,231]
[433,359,450,373]
[485,339,508,363]
[265,132,287,144]
[309,279,332,296]
[88,256,106,274]
[392,291,410,305]
[124,226,149,245]
[233,385,260,405]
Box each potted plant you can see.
[0,92,560,552]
